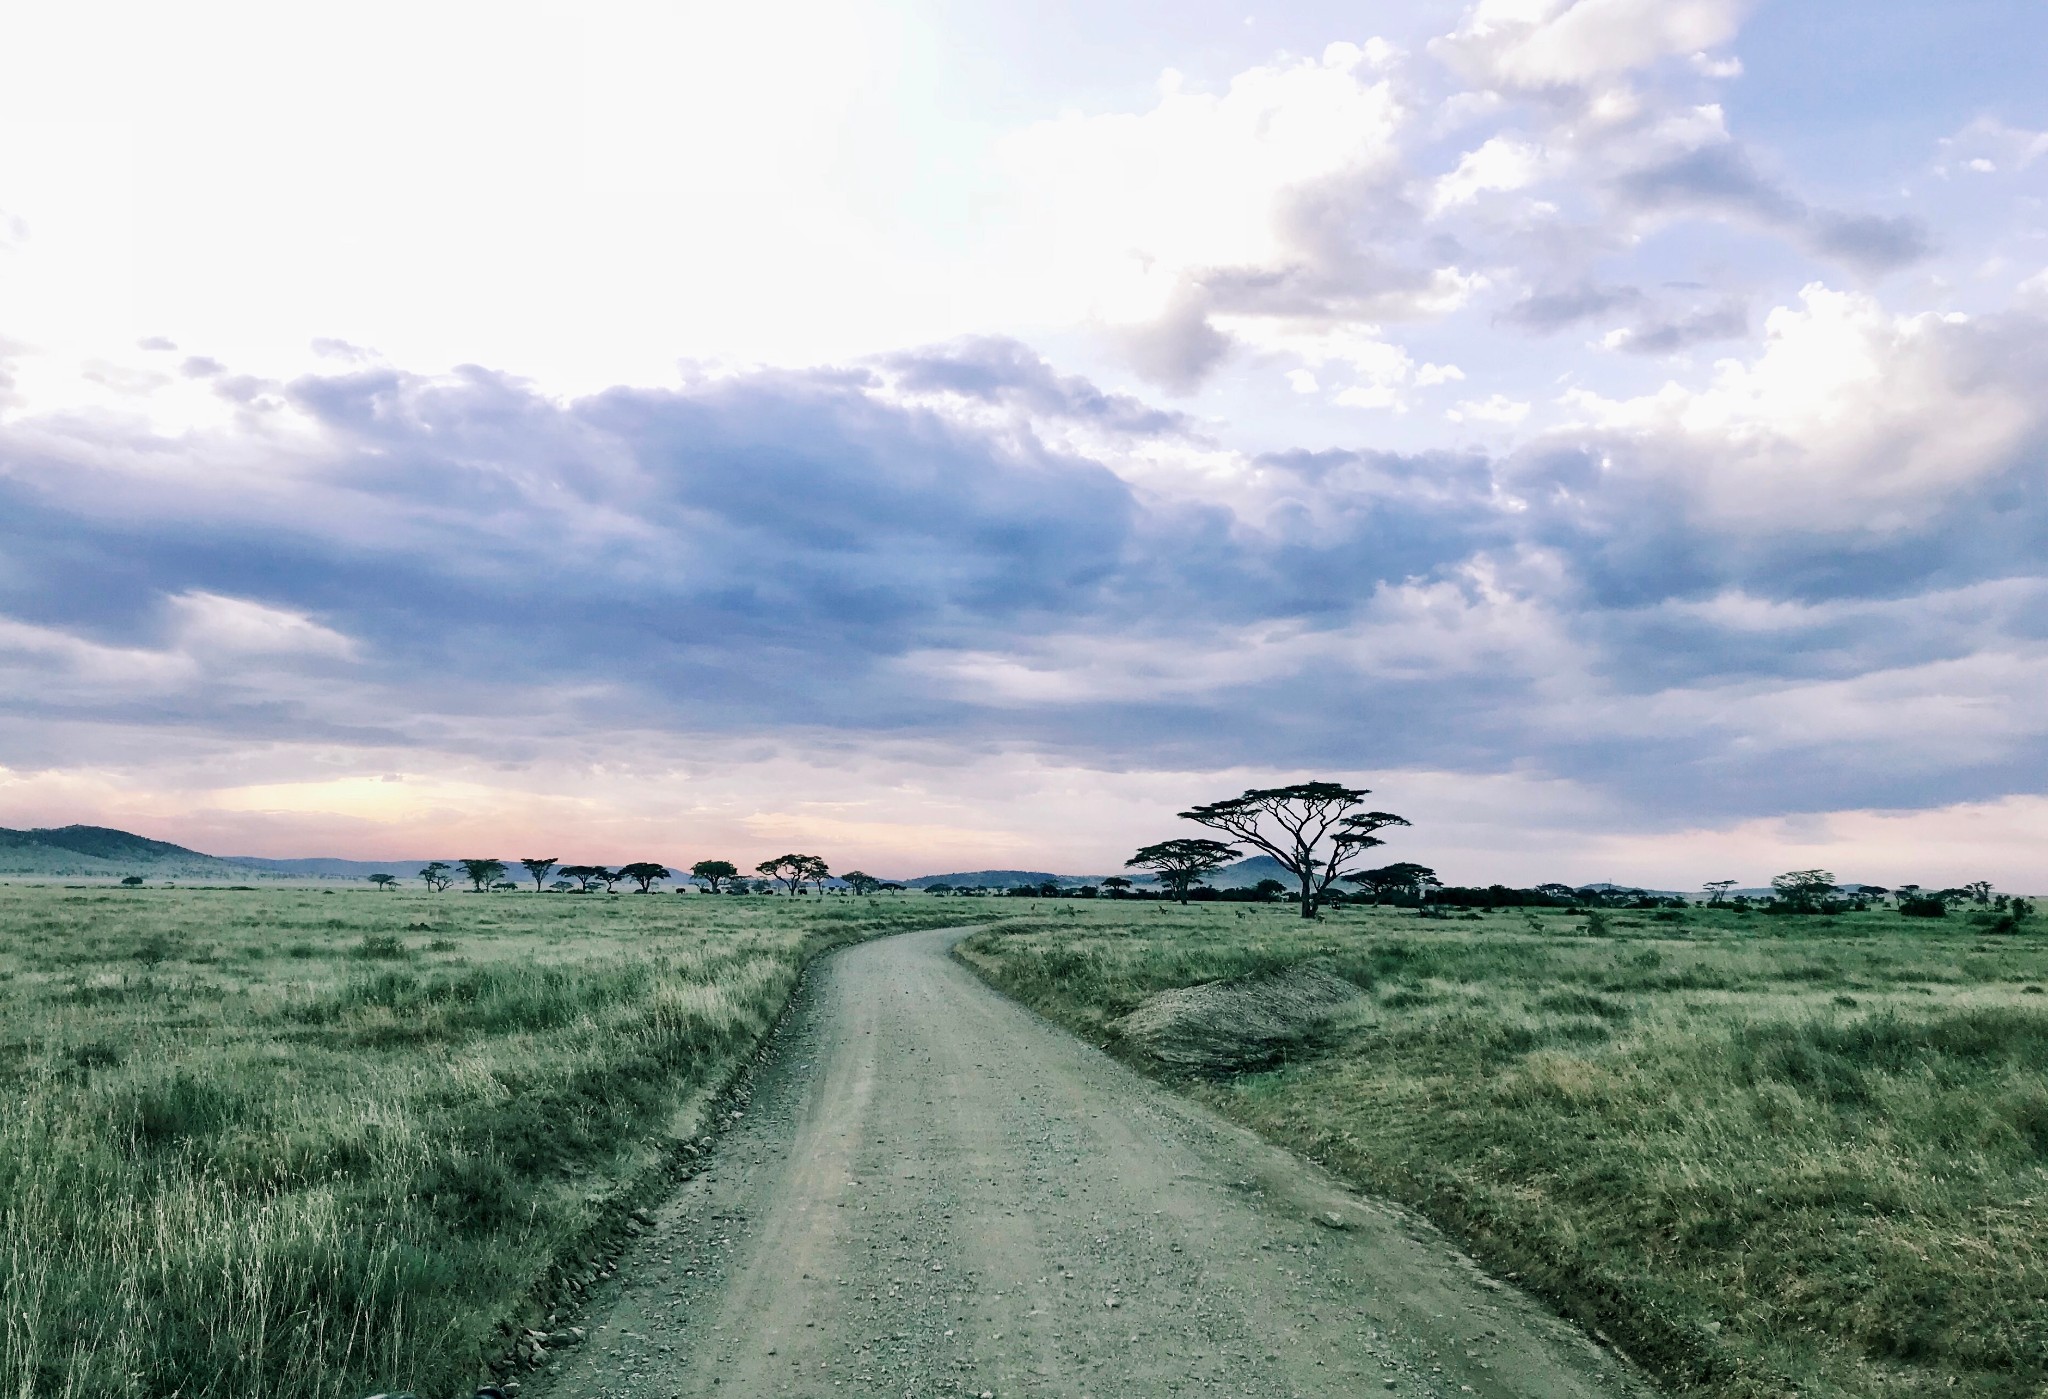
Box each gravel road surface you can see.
[534,925,1645,1399]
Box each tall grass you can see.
[0,885,969,1399]
[960,903,2048,1399]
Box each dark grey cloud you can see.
[1500,283,1645,331]
[1118,292,1234,395]
[1498,283,1745,353]
[2,319,2046,825]
[1616,143,1932,275]
[1608,300,1748,354]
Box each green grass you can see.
[957,901,2048,1399]
[0,884,972,1399]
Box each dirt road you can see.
[534,926,1644,1399]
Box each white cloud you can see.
[1435,0,1752,91]
[1333,383,1407,411]
[0,615,196,690]
[167,592,357,659]
[1934,117,2048,178]
[1222,322,1466,411]
[992,44,1406,327]
[1431,135,1547,210]
[1448,393,1532,423]
[1557,284,2033,526]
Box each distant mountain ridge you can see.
[222,855,441,879]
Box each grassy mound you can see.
[1113,961,1360,1073]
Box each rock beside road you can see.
[1113,961,1362,1074]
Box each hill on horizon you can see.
[0,824,248,880]
[0,825,443,882]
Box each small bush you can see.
[117,1071,247,1148]
[349,933,411,960]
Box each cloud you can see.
[1551,284,2038,528]
[1433,0,1752,91]
[880,337,1193,436]
[1616,143,1931,274]
[1447,394,1532,423]
[4,284,2048,863]
[166,591,356,659]
[1501,282,1645,329]
[991,43,1475,390]
[1600,299,1747,353]
[1498,282,1744,353]
[1431,135,1548,210]
[1118,292,1236,395]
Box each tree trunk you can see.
[1298,871,1317,917]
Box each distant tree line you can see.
[363,819,2028,934]
[385,855,904,896]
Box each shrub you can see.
[349,933,411,959]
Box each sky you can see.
[2,0,2046,888]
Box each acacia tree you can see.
[418,861,454,893]
[619,861,670,893]
[1770,869,1836,912]
[591,866,622,893]
[459,859,507,892]
[367,873,398,891]
[1703,879,1737,905]
[1179,782,1410,918]
[1100,875,1133,898]
[841,870,882,895]
[755,856,797,894]
[798,855,831,892]
[1126,838,1241,904]
[691,859,739,893]
[520,857,558,892]
[756,854,829,895]
[558,864,601,892]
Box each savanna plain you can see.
[958,901,2048,1399]
[0,884,972,1399]
[3,886,2045,1399]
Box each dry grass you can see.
[0,883,968,1399]
[960,900,2048,1399]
